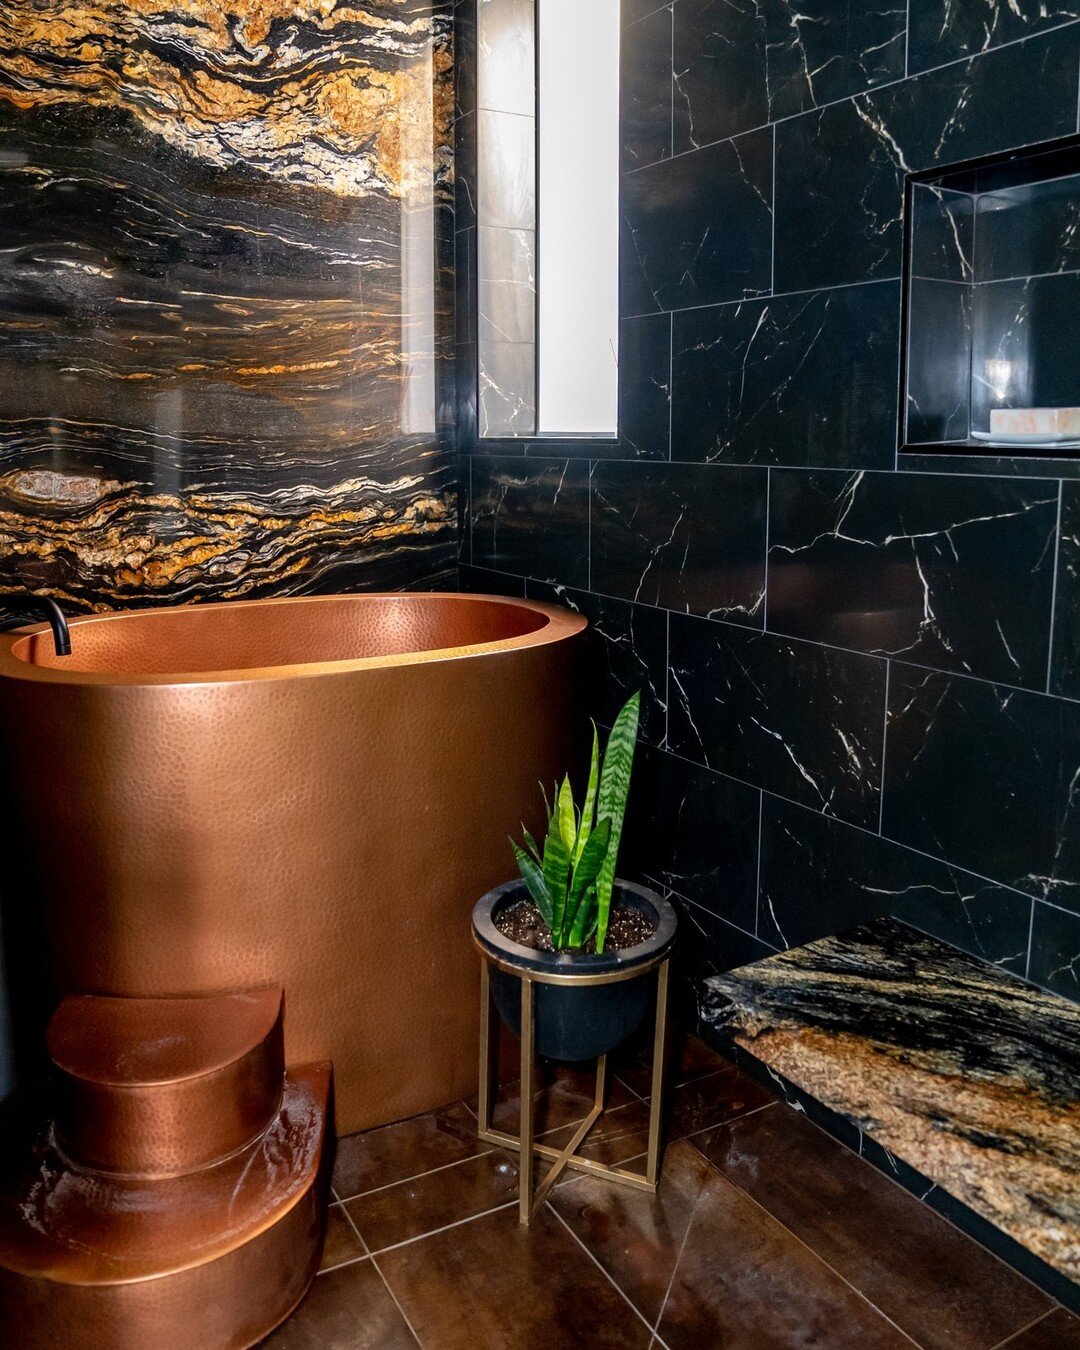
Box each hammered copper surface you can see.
[0,1061,332,1350]
[0,593,586,1133]
[48,988,285,1177]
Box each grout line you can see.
[1045,480,1065,694]
[754,789,764,937]
[664,607,671,750]
[770,121,777,294]
[877,660,891,835]
[461,559,1080,709]
[649,1171,709,1338]
[367,1247,425,1347]
[990,1310,1059,1349]
[620,18,1080,181]
[620,273,899,323]
[667,308,674,460]
[669,0,674,163]
[548,1201,668,1344]
[904,0,911,78]
[1024,894,1037,983]
[691,1153,923,1347]
[337,1147,493,1204]
[679,1100,779,1159]
[762,466,771,631]
[367,1200,518,1258]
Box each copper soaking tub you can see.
[0,593,585,1133]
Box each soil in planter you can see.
[494,898,657,953]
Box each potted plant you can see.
[472,692,677,1062]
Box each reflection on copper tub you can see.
[0,593,585,1133]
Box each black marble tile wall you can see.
[671,283,901,469]
[455,1,1080,1004]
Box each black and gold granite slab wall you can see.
[0,0,457,610]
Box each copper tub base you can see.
[0,988,332,1350]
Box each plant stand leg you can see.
[476,955,673,1226]
[646,957,670,1187]
[518,975,535,1225]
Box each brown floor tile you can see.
[259,1258,417,1348]
[998,1308,1080,1348]
[471,1059,638,1137]
[332,1100,481,1201]
[692,1104,1053,1350]
[319,1203,367,1272]
[377,1199,653,1348]
[614,1030,732,1098]
[655,1163,913,1350]
[549,1138,718,1325]
[666,1065,775,1140]
[345,1149,520,1252]
[541,1097,656,1170]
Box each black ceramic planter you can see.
[471,879,677,1062]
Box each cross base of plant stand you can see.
[476,957,670,1226]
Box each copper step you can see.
[0,1061,332,1350]
[47,988,285,1177]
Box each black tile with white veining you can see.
[591,461,767,621]
[909,0,1080,73]
[774,28,1080,292]
[758,794,1034,971]
[701,917,1080,1289]
[621,127,772,315]
[672,0,905,150]
[767,469,1058,686]
[976,171,1080,282]
[905,280,972,443]
[668,614,888,826]
[469,457,589,586]
[621,3,672,171]
[674,897,779,993]
[1029,902,1080,1002]
[910,183,975,282]
[1052,482,1080,700]
[457,564,526,597]
[624,746,761,930]
[525,582,668,745]
[616,312,670,460]
[883,665,1080,911]
[970,273,1080,432]
[670,282,900,470]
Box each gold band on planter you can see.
[474,949,671,1225]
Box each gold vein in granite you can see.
[0,1,449,198]
[0,472,455,605]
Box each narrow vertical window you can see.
[476,0,619,439]
[536,0,619,436]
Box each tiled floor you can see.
[262,1035,1080,1349]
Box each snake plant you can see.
[510,691,640,953]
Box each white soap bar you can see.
[990,407,1080,436]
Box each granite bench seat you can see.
[702,917,1080,1312]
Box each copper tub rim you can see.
[0,592,585,688]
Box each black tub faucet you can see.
[0,595,71,657]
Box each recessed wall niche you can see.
[903,136,1080,458]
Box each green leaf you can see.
[562,817,610,947]
[510,840,554,930]
[572,723,600,868]
[556,775,577,856]
[542,828,571,943]
[594,692,640,953]
[521,828,541,865]
[567,884,596,949]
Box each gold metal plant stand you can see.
[476,952,671,1225]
